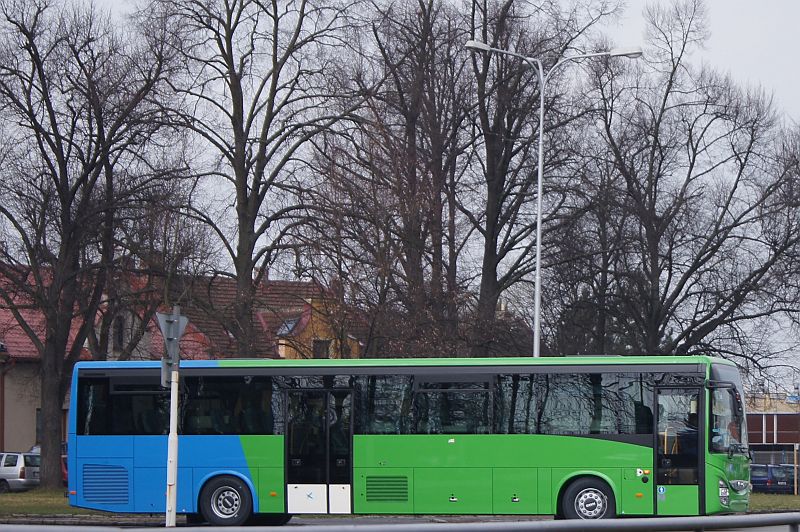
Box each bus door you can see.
[655,387,703,515]
[286,390,352,514]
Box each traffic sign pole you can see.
[156,306,188,528]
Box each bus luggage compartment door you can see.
[286,390,352,514]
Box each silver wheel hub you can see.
[574,487,607,519]
[211,486,241,519]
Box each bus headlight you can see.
[719,480,730,506]
[729,480,749,493]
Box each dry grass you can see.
[749,492,800,512]
[0,489,99,515]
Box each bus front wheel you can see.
[561,477,616,520]
[199,475,253,526]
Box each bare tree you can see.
[298,0,474,356]
[152,0,359,356]
[0,0,177,487]
[466,0,618,355]
[576,0,800,363]
[88,194,219,361]
[546,129,633,355]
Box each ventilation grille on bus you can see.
[365,476,409,502]
[82,464,129,504]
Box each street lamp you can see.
[466,40,642,357]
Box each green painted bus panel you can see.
[239,436,284,467]
[353,468,414,514]
[354,436,654,516]
[705,460,749,514]
[353,435,651,469]
[240,436,284,513]
[656,484,699,515]
[538,467,552,514]
[252,468,285,513]
[413,468,493,514]
[620,466,654,515]
[492,468,537,514]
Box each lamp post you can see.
[466,40,642,357]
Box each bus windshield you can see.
[709,363,748,454]
[710,387,747,454]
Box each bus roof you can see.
[74,355,734,370]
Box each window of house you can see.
[312,339,331,359]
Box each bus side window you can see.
[634,401,654,434]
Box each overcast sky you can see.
[99,0,799,123]
[612,0,800,122]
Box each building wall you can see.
[280,302,361,360]
[2,362,40,451]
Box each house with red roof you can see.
[0,275,364,452]
[135,276,364,360]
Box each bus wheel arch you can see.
[558,475,617,520]
[198,474,253,526]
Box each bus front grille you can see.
[82,464,130,504]
[365,476,409,502]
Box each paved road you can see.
[0,514,795,531]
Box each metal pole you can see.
[165,305,181,527]
[165,368,179,527]
[532,63,545,358]
[465,42,639,358]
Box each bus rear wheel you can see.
[199,475,252,526]
[561,477,616,520]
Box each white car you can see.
[0,452,40,492]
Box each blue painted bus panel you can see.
[127,436,249,468]
[73,435,252,513]
[178,436,250,469]
[75,457,134,513]
[133,467,195,513]
[75,436,134,458]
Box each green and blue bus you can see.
[67,355,750,525]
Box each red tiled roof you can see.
[0,307,90,361]
[0,272,362,361]
[172,276,326,358]
[0,307,44,359]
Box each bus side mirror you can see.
[707,380,735,389]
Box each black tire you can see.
[249,513,293,526]
[561,477,616,520]
[199,475,252,526]
[0,481,8,494]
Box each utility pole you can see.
[157,306,188,527]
